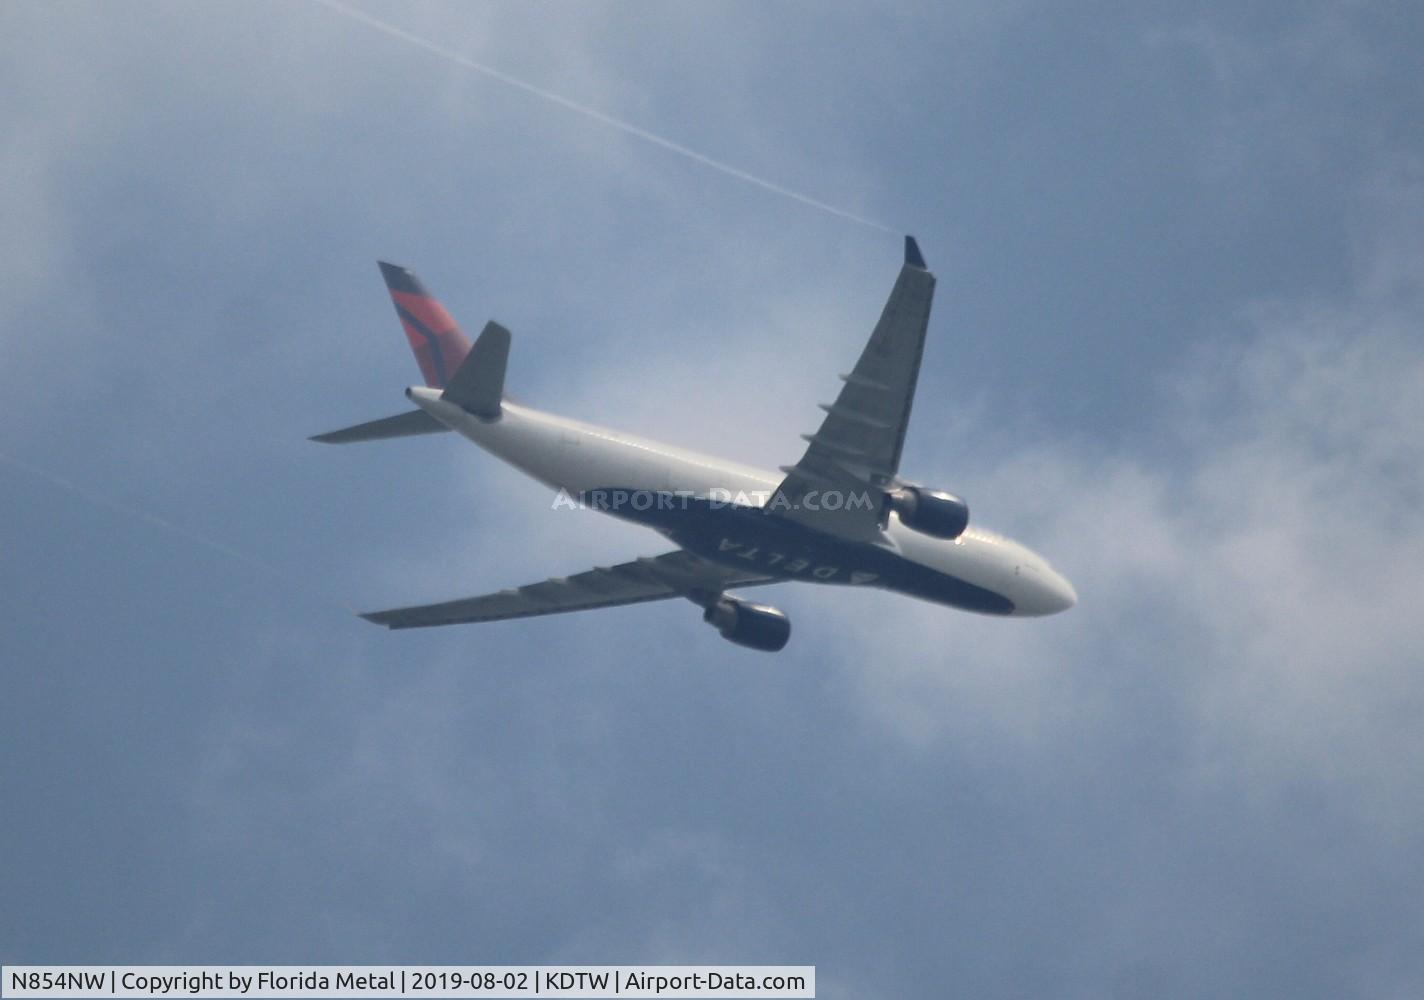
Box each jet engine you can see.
[888,486,969,540]
[703,597,791,652]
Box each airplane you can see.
[313,237,1076,652]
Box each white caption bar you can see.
[1,967,814,999]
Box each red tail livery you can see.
[378,261,472,389]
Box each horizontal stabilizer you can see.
[310,408,448,444]
[441,321,510,418]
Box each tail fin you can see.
[311,264,513,445]
[378,261,472,389]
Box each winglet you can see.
[904,235,927,270]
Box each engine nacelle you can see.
[889,486,969,540]
[703,597,791,652]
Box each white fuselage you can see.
[408,387,1076,617]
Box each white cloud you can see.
[6,3,1423,993]
[809,183,1424,849]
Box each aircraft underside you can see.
[600,489,1017,616]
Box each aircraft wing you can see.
[361,549,776,629]
[771,236,937,541]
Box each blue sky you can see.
[2,2,1422,997]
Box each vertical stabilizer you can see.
[378,261,473,389]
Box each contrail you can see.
[0,450,358,617]
[314,0,896,234]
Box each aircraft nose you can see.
[1012,562,1078,616]
[1042,569,1077,614]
